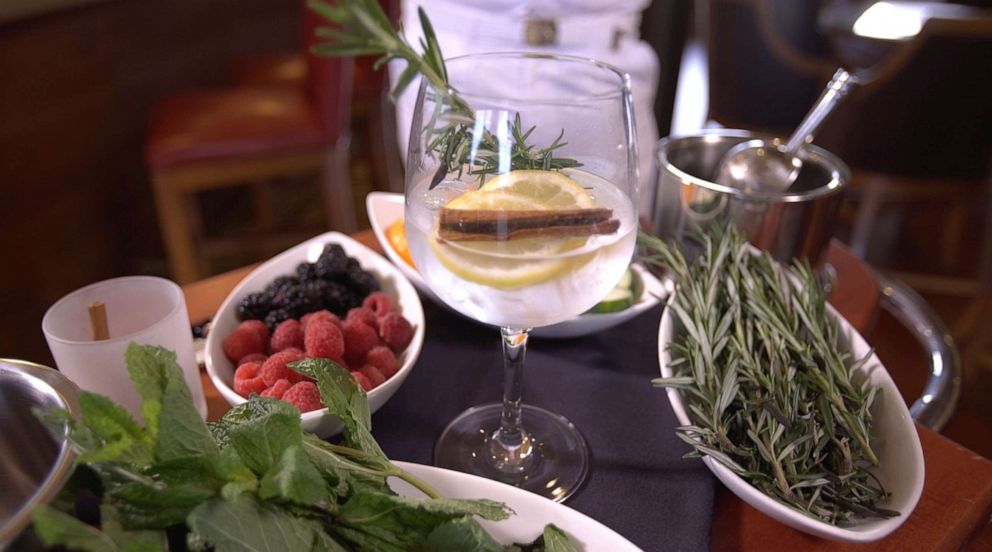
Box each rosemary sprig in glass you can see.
[308,0,582,185]
[639,227,897,526]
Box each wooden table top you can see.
[183,231,992,551]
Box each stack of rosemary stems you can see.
[640,228,898,525]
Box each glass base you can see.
[434,403,589,502]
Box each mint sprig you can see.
[31,344,571,551]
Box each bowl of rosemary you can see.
[646,228,924,542]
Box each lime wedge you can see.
[586,287,634,314]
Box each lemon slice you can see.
[478,170,595,209]
[431,170,596,289]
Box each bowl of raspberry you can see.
[204,231,425,437]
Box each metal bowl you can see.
[0,359,79,548]
[651,129,849,268]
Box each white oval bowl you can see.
[205,231,425,438]
[391,462,639,550]
[366,191,666,338]
[658,295,924,542]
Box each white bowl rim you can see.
[657,290,924,542]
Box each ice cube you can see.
[423,180,474,210]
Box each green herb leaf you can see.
[77,392,155,467]
[291,358,385,459]
[334,490,512,550]
[541,524,579,552]
[125,344,217,461]
[186,495,330,552]
[259,445,331,506]
[99,504,168,551]
[421,517,504,551]
[226,400,304,476]
[32,505,120,552]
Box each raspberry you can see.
[362,292,393,317]
[359,364,385,389]
[305,317,345,360]
[364,346,399,379]
[260,378,292,399]
[237,353,267,365]
[301,310,340,331]
[342,320,380,364]
[261,349,306,386]
[233,362,267,397]
[282,381,323,412]
[378,312,414,354]
[346,307,378,330]
[350,371,374,392]
[270,319,304,352]
[238,319,271,348]
[223,328,265,364]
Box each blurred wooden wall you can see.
[0,0,299,364]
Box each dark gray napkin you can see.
[371,300,715,551]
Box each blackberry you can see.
[345,257,361,273]
[341,288,364,311]
[296,262,320,282]
[346,270,380,298]
[263,308,294,331]
[268,275,300,293]
[295,280,330,316]
[321,281,352,315]
[319,244,346,263]
[237,292,271,321]
[315,255,349,280]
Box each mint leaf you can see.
[125,343,216,461]
[422,517,505,551]
[186,495,331,552]
[209,396,300,448]
[259,445,331,506]
[99,504,168,551]
[148,452,256,495]
[105,480,215,529]
[77,392,155,466]
[334,490,512,550]
[540,524,578,552]
[302,434,386,497]
[291,358,385,459]
[227,402,304,475]
[32,505,119,552]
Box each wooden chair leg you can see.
[151,173,201,284]
[850,178,886,259]
[320,141,357,233]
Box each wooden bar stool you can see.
[145,9,354,284]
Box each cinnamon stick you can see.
[88,301,109,341]
[438,207,619,241]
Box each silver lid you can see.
[0,359,79,548]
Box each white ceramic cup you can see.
[42,276,207,418]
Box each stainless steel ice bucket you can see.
[650,130,849,266]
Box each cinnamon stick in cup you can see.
[88,301,109,341]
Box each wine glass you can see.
[404,52,637,501]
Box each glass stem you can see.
[490,327,535,474]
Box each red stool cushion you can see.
[145,88,325,170]
[233,53,307,89]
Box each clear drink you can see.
[407,170,636,328]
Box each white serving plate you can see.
[391,462,640,550]
[204,231,425,438]
[366,191,666,338]
[658,294,924,542]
